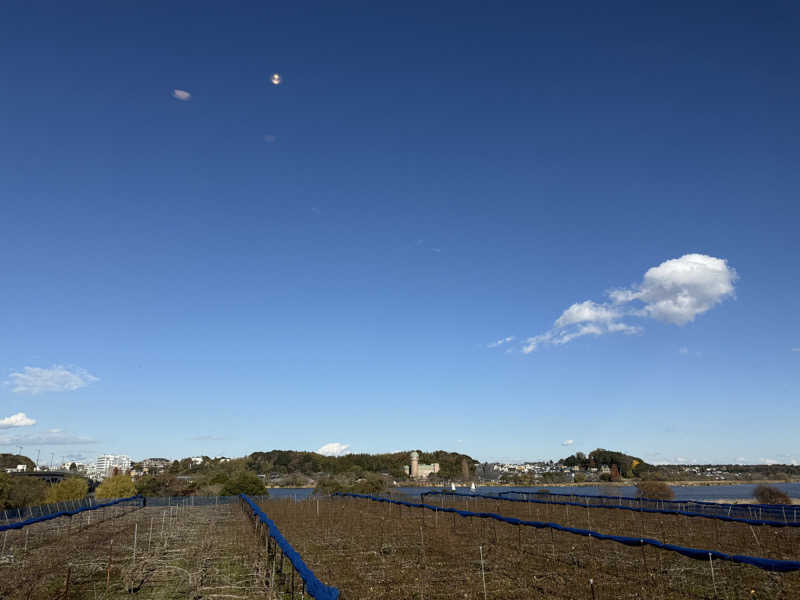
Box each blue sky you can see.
[1,1,798,466]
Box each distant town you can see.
[4,448,798,487]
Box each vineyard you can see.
[1,491,799,599]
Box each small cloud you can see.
[264,134,277,143]
[760,458,779,465]
[0,429,96,446]
[431,248,441,253]
[187,435,228,441]
[0,412,36,429]
[488,336,515,348]
[561,439,574,446]
[792,348,800,352]
[311,206,321,215]
[736,457,747,464]
[679,347,689,354]
[6,365,99,395]
[171,89,191,101]
[316,442,350,456]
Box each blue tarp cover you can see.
[423,490,800,528]
[0,495,142,532]
[241,494,340,600]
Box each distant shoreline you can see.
[264,479,798,490]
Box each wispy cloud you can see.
[0,412,36,429]
[679,347,689,354]
[6,365,99,395]
[0,428,96,446]
[793,348,800,352]
[317,442,350,456]
[561,439,574,446]
[514,254,737,354]
[264,134,277,143]
[487,336,515,348]
[171,89,191,101]
[187,435,228,441]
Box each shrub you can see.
[314,474,388,496]
[635,481,674,500]
[95,474,137,500]
[221,471,268,496]
[753,484,790,505]
[45,477,88,503]
[599,473,612,482]
[4,476,47,508]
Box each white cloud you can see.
[610,254,737,325]
[317,442,350,456]
[488,336,515,348]
[679,347,689,354]
[793,348,800,352]
[171,89,191,101]
[561,439,574,446]
[521,254,735,353]
[760,458,779,465]
[264,134,277,143]
[0,428,96,446]
[6,365,99,395]
[554,301,620,328]
[0,412,36,429]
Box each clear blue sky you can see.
[1,1,798,466]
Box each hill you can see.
[0,453,35,471]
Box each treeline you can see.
[168,449,476,481]
[560,448,650,478]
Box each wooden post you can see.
[62,564,72,600]
[132,522,138,566]
[106,539,114,593]
[479,545,488,600]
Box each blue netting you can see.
[0,495,142,532]
[240,494,340,600]
[422,490,800,528]
[498,489,799,522]
[335,492,800,573]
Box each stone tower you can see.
[410,451,419,479]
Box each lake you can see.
[267,482,800,501]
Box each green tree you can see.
[221,471,268,496]
[95,474,136,500]
[5,476,47,508]
[69,462,78,472]
[45,477,88,503]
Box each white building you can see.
[94,454,131,479]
